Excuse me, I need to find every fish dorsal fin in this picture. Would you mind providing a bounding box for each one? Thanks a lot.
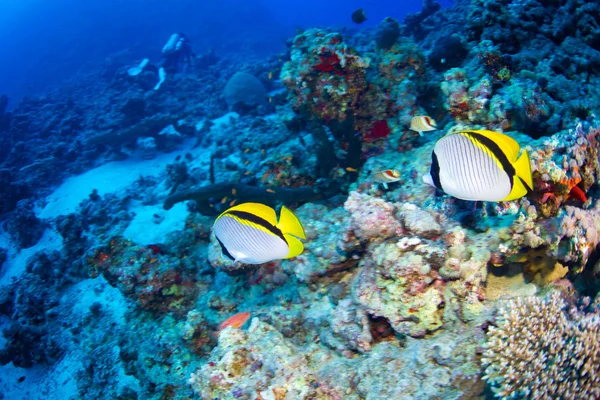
[277,205,306,239]
[283,233,304,259]
[468,130,520,161]
[225,202,278,226]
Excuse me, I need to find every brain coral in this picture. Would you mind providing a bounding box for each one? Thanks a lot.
[223,72,268,110]
[482,293,600,399]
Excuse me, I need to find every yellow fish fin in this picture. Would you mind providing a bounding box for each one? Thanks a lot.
[277,205,306,239]
[502,175,530,201]
[513,149,533,192]
[469,130,520,160]
[283,233,304,259]
[226,202,278,226]
[502,150,533,201]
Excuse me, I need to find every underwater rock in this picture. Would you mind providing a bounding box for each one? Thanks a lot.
[119,96,146,121]
[5,199,45,249]
[398,203,442,239]
[0,169,32,214]
[375,17,400,50]
[344,191,403,242]
[352,239,445,338]
[224,72,268,113]
[0,274,63,368]
[402,0,441,41]
[428,35,468,71]
[288,204,362,282]
[0,247,6,273]
[189,319,350,399]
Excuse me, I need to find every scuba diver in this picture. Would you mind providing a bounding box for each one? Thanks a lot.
[161,33,194,74]
[128,33,195,90]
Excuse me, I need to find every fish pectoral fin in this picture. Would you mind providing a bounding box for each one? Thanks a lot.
[418,131,424,137]
[277,205,306,239]
[513,150,533,192]
[284,234,304,259]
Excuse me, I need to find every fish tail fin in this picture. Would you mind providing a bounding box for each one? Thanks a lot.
[277,206,306,239]
[514,149,533,192]
[503,150,533,201]
[283,234,304,259]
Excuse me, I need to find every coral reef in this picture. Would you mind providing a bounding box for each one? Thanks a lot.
[3,199,45,249]
[87,237,201,315]
[0,274,63,368]
[483,293,600,399]
[1,0,600,398]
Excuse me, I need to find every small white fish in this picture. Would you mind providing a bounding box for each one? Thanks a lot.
[410,116,437,137]
[372,169,401,190]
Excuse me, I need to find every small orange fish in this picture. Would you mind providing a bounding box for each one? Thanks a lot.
[229,199,237,207]
[346,167,358,172]
[269,97,272,103]
[219,312,251,332]
[266,188,276,193]
[244,148,250,153]
[245,160,249,165]
[245,171,252,176]
[232,188,237,195]
[268,71,273,79]
[221,196,228,204]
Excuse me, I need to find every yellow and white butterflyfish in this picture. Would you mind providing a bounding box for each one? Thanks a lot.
[212,202,306,264]
[410,116,437,136]
[422,130,533,202]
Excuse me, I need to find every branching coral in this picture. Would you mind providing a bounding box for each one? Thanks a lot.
[483,293,600,399]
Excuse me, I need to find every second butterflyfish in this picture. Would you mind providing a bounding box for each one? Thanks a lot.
[212,202,306,264]
[410,116,437,136]
[423,130,533,202]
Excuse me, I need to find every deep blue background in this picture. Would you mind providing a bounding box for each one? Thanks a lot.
[0,0,451,107]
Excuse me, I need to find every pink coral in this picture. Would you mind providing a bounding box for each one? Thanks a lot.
[344,191,403,241]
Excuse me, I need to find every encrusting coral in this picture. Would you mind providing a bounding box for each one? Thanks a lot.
[482,293,600,399]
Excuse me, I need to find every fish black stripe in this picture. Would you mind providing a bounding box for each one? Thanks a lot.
[518,175,533,193]
[226,210,286,243]
[431,151,442,190]
[216,237,235,261]
[463,131,514,188]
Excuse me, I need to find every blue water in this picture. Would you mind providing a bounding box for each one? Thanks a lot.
[0,0,450,105]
